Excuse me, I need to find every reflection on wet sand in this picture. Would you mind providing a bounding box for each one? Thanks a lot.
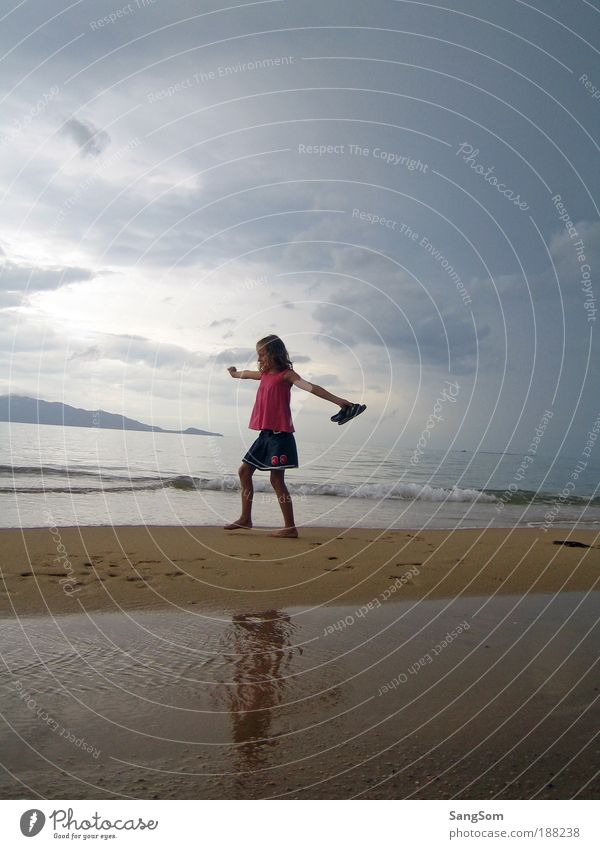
[0,593,598,798]
[222,611,298,776]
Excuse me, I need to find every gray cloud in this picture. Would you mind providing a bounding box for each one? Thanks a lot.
[61,117,110,158]
[1,0,599,451]
[314,292,484,373]
[209,318,235,327]
[88,333,207,371]
[212,347,256,364]
[0,255,98,308]
[67,345,103,363]
[0,258,96,293]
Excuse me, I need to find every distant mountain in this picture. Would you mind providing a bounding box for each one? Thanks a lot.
[0,395,222,437]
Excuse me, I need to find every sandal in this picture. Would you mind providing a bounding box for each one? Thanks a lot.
[332,403,367,425]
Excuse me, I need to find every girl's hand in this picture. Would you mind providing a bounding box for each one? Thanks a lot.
[227,366,238,378]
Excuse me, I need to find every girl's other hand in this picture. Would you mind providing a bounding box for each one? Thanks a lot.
[227,366,238,377]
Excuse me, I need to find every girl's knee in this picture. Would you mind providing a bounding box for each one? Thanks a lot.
[271,477,291,501]
[270,470,284,489]
[239,463,254,480]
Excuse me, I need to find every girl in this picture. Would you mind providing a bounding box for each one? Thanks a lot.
[225,334,365,537]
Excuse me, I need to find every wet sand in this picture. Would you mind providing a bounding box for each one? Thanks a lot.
[0,525,599,800]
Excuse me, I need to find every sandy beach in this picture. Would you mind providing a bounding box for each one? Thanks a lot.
[1,525,599,616]
[1,525,599,800]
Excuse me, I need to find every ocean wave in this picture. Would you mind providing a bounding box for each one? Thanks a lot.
[169,475,495,503]
[0,484,167,495]
[0,464,161,483]
[4,466,600,506]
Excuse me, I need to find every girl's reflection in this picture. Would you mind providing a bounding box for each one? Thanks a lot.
[225,610,298,771]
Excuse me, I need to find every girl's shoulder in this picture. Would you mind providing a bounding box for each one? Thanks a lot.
[265,367,292,382]
[280,367,298,383]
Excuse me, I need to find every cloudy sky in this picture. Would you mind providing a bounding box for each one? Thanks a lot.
[1,0,599,456]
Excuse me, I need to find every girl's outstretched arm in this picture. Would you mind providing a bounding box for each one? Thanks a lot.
[228,366,261,380]
[285,370,352,407]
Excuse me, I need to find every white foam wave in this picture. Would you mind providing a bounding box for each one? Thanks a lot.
[181,476,496,503]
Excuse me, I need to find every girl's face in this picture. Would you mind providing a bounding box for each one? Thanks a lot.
[256,344,269,371]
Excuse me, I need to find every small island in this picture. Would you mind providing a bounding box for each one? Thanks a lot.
[0,395,222,437]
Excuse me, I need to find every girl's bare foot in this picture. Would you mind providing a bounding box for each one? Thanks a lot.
[224,519,252,530]
[267,527,298,538]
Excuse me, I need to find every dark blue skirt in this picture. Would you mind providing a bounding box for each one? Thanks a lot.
[242,429,298,470]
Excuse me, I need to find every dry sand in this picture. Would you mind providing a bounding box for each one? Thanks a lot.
[1,525,598,616]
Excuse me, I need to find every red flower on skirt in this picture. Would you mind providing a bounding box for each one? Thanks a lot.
[271,455,279,465]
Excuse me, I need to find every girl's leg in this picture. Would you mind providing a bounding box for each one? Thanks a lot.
[224,462,255,529]
[268,469,298,538]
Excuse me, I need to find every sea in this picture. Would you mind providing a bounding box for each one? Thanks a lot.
[1,422,599,531]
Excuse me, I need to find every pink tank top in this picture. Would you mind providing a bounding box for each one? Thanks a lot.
[249,369,294,432]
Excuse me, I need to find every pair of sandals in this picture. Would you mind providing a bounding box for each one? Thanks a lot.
[330,403,367,425]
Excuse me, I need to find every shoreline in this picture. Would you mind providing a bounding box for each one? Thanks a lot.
[2,525,598,617]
